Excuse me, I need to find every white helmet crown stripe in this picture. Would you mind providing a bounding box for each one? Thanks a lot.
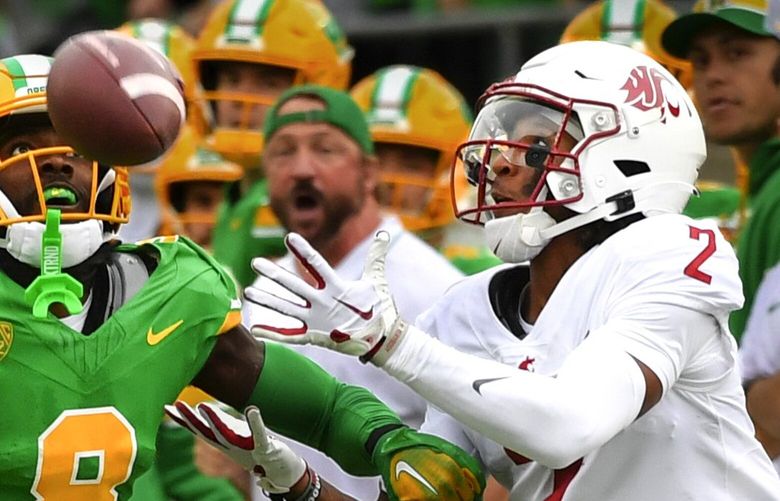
[602,0,644,46]
[226,0,271,42]
[369,66,418,125]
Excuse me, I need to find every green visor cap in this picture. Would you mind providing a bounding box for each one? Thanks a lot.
[263,84,374,155]
[662,2,770,59]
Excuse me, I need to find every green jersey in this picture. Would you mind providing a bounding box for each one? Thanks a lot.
[683,181,742,243]
[0,236,241,500]
[732,137,780,341]
[212,180,287,288]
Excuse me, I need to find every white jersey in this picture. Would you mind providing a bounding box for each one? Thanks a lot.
[739,263,780,474]
[418,214,780,500]
[243,216,463,500]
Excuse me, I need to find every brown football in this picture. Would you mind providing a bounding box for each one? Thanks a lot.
[47,30,186,166]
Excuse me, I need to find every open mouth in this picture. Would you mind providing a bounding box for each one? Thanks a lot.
[491,193,513,205]
[294,194,319,209]
[43,185,79,207]
[291,183,323,212]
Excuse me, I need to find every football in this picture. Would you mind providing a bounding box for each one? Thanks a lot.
[47,30,186,166]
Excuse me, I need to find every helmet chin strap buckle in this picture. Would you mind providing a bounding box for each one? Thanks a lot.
[24,209,84,318]
[605,190,635,215]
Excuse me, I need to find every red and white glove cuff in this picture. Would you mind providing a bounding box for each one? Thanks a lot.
[360,318,409,366]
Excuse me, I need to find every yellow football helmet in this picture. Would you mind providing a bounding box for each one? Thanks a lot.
[561,0,692,88]
[193,0,354,166]
[155,124,243,236]
[351,65,473,232]
[0,54,130,231]
[116,19,206,136]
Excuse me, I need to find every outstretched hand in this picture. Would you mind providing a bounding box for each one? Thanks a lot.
[245,231,407,364]
[164,401,307,494]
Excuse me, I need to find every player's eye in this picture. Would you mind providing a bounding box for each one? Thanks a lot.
[10,144,32,156]
[524,139,551,169]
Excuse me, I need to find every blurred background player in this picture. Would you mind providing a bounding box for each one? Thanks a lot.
[560,0,744,241]
[242,84,465,500]
[662,0,780,342]
[350,65,501,275]
[114,18,203,243]
[193,0,354,287]
[155,124,243,249]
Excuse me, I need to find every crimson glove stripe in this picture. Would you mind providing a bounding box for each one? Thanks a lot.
[198,403,255,450]
[286,234,326,289]
[174,401,221,443]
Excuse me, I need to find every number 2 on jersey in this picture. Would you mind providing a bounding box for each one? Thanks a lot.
[684,226,716,285]
[32,407,137,500]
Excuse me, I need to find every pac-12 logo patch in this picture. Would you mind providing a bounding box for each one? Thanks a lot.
[621,65,687,123]
[0,322,13,361]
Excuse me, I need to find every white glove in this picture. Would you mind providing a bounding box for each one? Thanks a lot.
[244,231,407,364]
[164,401,306,494]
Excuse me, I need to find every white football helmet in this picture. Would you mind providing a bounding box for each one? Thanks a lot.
[454,40,705,262]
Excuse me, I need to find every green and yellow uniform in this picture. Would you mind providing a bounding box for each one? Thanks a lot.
[0,236,241,499]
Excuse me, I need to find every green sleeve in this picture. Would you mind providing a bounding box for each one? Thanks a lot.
[732,173,780,341]
[155,423,245,501]
[248,342,403,476]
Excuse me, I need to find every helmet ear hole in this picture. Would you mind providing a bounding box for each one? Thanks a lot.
[613,160,651,177]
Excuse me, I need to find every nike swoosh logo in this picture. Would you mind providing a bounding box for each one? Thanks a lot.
[334,297,373,320]
[147,320,184,346]
[394,460,437,494]
[472,376,510,395]
[769,302,780,314]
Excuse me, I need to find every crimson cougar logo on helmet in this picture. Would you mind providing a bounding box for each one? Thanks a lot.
[621,65,686,123]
